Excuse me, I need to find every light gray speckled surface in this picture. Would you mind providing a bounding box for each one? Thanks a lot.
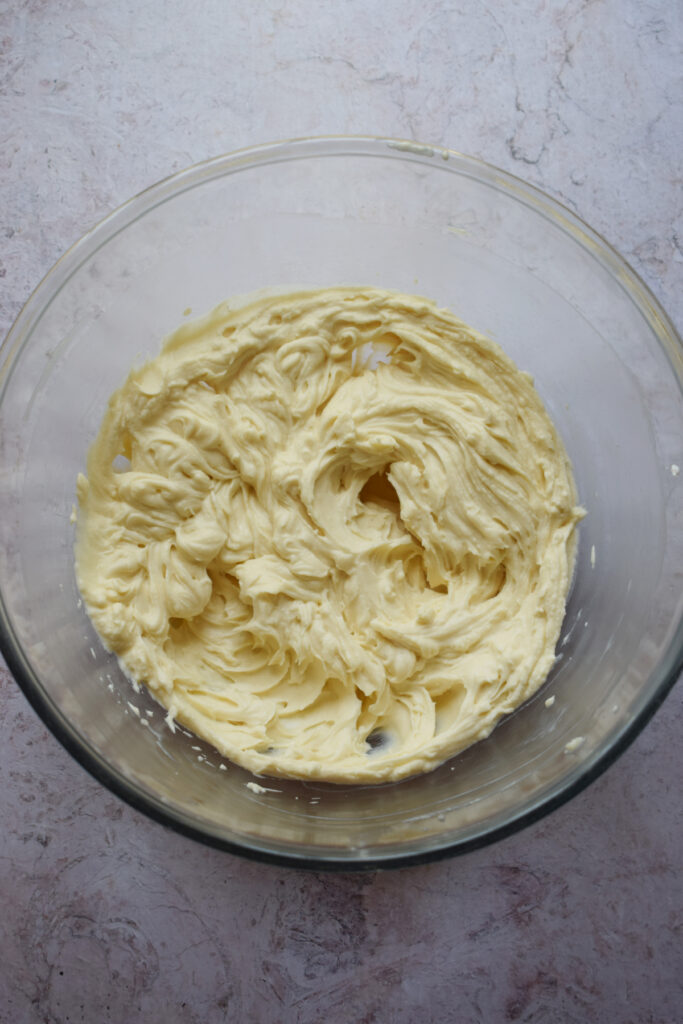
[1,2,682,1022]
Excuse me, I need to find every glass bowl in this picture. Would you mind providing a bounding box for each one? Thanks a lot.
[1,137,681,869]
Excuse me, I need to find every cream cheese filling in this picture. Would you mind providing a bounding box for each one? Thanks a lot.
[75,287,583,782]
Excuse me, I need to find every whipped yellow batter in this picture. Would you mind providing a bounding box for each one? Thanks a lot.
[76,288,583,783]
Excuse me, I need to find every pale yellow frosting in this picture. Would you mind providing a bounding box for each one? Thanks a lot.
[75,288,583,783]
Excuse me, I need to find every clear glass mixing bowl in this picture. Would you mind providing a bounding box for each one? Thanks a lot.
[1,137,681,868]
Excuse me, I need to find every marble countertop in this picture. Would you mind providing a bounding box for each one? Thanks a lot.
[1,1,681,1021]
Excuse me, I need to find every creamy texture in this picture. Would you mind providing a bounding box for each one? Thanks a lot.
[76,288,583,783]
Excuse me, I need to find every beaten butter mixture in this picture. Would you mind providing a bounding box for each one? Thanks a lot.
[76,288,583,783]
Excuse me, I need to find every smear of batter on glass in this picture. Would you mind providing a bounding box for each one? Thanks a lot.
[75,287,584,783]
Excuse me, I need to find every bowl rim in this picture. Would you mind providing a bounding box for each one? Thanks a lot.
[1,133,682,870]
